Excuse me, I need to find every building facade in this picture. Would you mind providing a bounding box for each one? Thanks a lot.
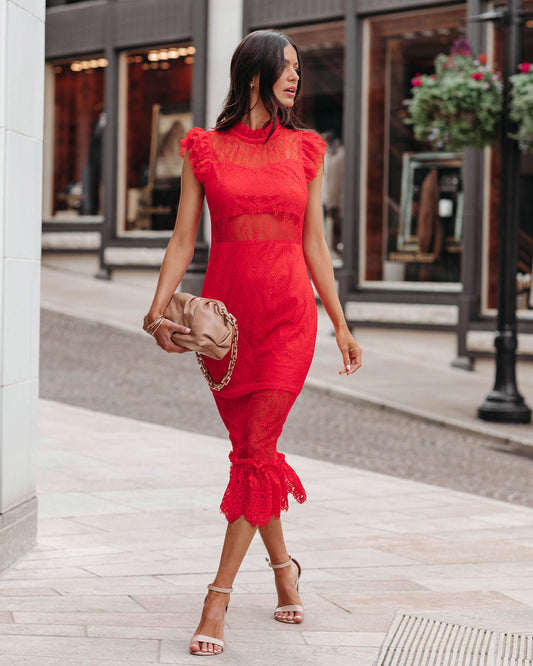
[44,0,533,362]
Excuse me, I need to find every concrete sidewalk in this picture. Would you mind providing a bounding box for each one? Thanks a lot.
[0,400,530,665]
[41,252,533,449]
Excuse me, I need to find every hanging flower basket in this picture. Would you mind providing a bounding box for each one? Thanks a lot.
[509,62,533,154]
[404,40,503,151]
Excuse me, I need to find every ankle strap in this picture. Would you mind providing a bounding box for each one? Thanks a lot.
[207,584,233,594]
[266,555,292,569]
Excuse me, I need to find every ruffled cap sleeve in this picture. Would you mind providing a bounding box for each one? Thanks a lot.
[180,127,212,183]
[301,131,327,182]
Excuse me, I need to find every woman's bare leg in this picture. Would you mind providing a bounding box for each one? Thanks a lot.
[259,517,303,623]
[190,516,257,655]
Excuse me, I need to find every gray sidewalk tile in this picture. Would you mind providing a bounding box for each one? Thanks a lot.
[12,611,196,627]
[413,576,533,593]
[0,635,159,661]
[0,567,98,581]
[302,630,384,646]
[0,595,145,612]
[0,624,85,636]
[499,588,533,606]
[86,625,192,640]
[0,587,60,597]
[326,589,528,612]
[47,576,181,597]
[37,518,107,537]
[0,655,154,666]
[38,492,139,519]
[160,639,379,665]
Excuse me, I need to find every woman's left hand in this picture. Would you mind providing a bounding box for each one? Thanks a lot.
[336,328,362,376]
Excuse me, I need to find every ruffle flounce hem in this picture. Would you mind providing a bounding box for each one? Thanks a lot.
[220,451,306,527]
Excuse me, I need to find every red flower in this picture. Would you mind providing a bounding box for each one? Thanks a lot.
[471,72,484,81]
[479,53,487,66]
[411,78,423,87]
[519,62,531,73]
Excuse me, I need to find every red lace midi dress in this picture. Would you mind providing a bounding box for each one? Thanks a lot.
[180,121,326,527]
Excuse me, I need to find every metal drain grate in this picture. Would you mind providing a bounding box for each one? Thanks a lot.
[376,615,533,666]
[376,615,494,666]
[496,632,533,665]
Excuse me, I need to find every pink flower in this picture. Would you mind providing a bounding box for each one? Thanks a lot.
[412,78,423,87]
[519,62,531,73]
[471,72,484,81]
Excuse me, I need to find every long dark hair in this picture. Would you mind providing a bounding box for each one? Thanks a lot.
[215,30,306,138]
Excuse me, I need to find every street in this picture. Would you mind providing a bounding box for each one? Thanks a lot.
[41,308,533,509]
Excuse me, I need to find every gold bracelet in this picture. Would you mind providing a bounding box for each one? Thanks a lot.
[147,316,164,334]
[149,317,165,336]
[145,313,163,330]
[145,314,164,334]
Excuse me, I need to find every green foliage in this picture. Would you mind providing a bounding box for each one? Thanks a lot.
[509,68,533,154]
[405,52,503,152]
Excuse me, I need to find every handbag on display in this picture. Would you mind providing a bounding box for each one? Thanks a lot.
[163,293,238,391]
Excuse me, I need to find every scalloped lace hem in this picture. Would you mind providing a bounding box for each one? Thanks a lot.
[220,451,307,527]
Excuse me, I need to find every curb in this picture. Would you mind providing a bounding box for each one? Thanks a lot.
[304,377,533,454]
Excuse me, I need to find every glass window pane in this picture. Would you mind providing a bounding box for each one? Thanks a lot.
[120,44,194,234]
[46,56,106,220]
[364,7,465,284]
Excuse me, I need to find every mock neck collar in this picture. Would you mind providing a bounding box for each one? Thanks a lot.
[231,120,282,143]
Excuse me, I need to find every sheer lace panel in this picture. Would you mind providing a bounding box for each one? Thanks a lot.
[214,390,306,527]
[211,131,301,168]
[213,213,302,243]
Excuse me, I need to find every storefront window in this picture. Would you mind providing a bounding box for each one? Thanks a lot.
[284,22,344,262]
[363,7,465,284]
[44,56,106,221]
[119,44,194,234]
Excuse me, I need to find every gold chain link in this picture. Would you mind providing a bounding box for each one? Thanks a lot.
[196,310,239,391]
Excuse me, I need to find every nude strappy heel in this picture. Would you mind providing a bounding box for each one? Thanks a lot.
[266,555,304,624]
[189,584,232,656]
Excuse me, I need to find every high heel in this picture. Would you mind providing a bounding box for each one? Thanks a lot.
[189,584,232,656]
[266,555,304,624]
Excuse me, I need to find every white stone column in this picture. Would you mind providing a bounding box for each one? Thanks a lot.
[0,0,45,571]
[206,0,243,128]
[200,0,243,246]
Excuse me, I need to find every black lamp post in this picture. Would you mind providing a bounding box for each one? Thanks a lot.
[477,0,531,423]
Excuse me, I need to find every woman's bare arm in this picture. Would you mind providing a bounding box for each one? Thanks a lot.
[302,166,362,375]
[143,155,204,353]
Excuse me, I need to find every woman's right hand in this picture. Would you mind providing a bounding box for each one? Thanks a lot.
[147,317,192,354]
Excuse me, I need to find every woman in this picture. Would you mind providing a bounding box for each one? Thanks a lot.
[143,30,362,656]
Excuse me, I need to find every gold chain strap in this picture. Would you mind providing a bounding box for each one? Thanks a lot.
[195,311,239,391]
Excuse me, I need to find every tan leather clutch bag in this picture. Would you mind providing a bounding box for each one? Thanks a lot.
[164,293,238,391]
